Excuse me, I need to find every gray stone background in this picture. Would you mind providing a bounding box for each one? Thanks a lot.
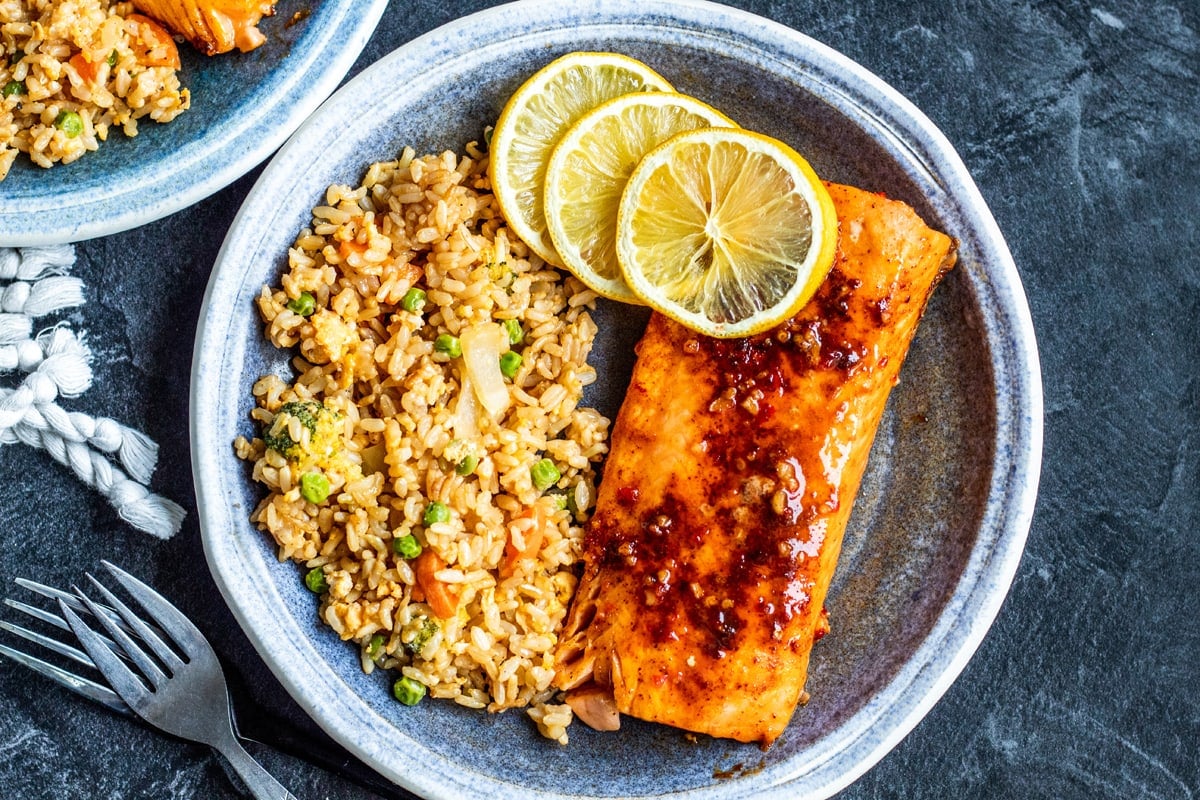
[2,0,1198,798]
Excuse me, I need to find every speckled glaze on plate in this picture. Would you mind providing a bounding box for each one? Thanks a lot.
[0,1,387,246]
[191,1,1043,797]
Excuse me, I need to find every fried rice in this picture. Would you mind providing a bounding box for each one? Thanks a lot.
[235,142,609,743]
[0,0,189,180]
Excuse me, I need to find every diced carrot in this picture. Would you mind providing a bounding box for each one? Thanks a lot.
[127,14,180,69]
[68,53,102,85]
[397,261,423,289]
[500,504,548,579]
[338,237,369,262]
[415,550,459,619]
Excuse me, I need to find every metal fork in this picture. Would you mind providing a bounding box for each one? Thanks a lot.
[0,580,132,716]
[1,576,417,800]
[22,561,297,800]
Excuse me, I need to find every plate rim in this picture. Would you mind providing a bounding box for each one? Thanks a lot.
[191,1,1043,798]
[0,0,389,246]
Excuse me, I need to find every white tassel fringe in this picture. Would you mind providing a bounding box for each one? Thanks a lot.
[0,246,184,539]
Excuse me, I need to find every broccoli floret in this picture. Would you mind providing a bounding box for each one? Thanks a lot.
[281,400,321,431]
[263,400,323,458]
[485,260,513,288]
[402,615,439,657]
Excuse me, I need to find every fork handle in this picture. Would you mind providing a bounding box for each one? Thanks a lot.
[216,735,299,800]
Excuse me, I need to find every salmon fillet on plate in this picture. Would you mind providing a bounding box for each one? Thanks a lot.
[553,182,957,745]
[131,0,276,54]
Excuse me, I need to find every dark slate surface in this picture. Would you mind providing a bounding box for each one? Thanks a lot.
[2,1,1198,798]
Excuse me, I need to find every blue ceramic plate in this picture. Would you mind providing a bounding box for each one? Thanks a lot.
[0,1,387,246]
[192,2,1043,798]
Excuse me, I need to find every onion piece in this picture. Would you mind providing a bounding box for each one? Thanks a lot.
[450,371,480,439]
[565,685,621,731]
[359,443,387,475]
[460,322,511,420]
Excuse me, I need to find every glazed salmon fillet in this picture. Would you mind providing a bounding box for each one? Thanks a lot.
[552,182,957,745]
[131,0,276,54]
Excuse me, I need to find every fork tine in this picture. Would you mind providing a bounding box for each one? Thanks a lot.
[101,561,207,659]
[16,578,143,638]
[57,601,151,709]
[0,640,130,716]
[6,597,137,665]
[6,597,71,634]
[69,588,168,691]
[84,573,184,675]
[0,618,99,671]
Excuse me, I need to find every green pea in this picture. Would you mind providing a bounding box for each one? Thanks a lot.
[502,318,523,345]
[304,567,327,594]
[286,291,316,316]
[423,501,450,526]
[454,454,478,476]
[54,110,83,138]
[531,458,561,492]
[300,471,331,504]
[3,80,26,97]
[392,533,423,559]
[401,287,427,314]
[366,633,385,661]
[392,676,426,706]
[433,334,461,358]
[499,350,522,380]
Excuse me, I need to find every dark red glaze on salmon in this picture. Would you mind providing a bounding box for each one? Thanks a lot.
[553,183,956,745]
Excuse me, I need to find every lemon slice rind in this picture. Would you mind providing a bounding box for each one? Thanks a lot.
[615,128,838,338]
[544,91,737,303]
[489,52,674,267]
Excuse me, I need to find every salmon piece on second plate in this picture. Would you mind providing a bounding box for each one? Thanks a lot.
[131,0,276,55]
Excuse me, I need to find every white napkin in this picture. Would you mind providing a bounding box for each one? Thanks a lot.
[0,246,185,539]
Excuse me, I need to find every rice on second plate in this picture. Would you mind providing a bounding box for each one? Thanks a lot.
[235,142,610,743]
[0,0,189,180]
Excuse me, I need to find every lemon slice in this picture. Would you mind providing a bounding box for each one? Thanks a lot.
[544,92,736,303]
[489,52,673,266]
[615,128,837,338]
